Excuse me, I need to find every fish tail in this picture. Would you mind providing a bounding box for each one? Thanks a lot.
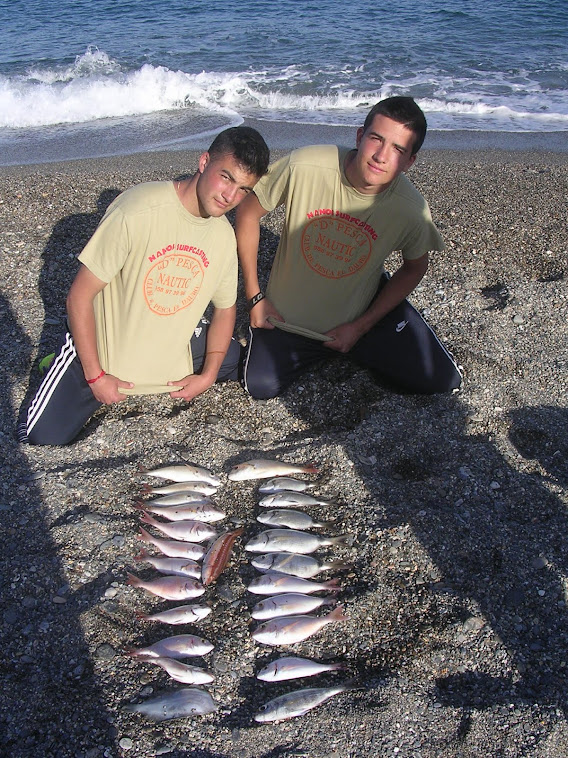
[135,611,149,621]
[139,512,156,526]
[140,483,152,493]
[134,550,150,562]
[328,661,348,672]
[329,534,354,547]
[303,463,319,474]
[126,572,143,588]
[321,595,337,607]
[132,500,145,511]
[137,527,152,543]
[327,560,351,572]
[328,604,348,622]
[324,578,342,592]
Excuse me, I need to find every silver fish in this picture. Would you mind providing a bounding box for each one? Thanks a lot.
[140,513,217,542]
[137,604,211,625]
[143,481,218,496]
[251,593,336,619]
[228,459,318,482]
[257,655,347,682]
[258,477,314,493]
[248,571,340,595]
[147,464,221,486]
[256,509,332,530]
[134,551,201,578]
[127,572,204,600]
[245,529,349,555]
[251,553,349,578]
[137,527,206,560]
[139,492,213,506]
[134,501,225,523]
[125,687,218,721]
[126,633,214,659]
[259,491,334,508]
[252,605,347,646]
[145,657,215,685]
[254,682,355,722]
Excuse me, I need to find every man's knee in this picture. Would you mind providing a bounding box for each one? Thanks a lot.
[243,367,281,399]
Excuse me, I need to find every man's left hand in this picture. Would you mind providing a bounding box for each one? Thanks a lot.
[168,374,214,401]
[324,322,364,353]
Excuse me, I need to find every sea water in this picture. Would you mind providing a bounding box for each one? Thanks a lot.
[0,0,567,164]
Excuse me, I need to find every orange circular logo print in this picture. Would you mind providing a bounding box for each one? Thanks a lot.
[144,254,204,316]
[301,217,372,279]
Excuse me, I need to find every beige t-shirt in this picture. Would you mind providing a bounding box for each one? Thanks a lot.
[78,181,237,394]
[254,145,444,334]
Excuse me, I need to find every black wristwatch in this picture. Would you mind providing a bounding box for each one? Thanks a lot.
[247,291,265,311]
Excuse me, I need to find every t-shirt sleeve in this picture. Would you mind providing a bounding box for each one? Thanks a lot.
[400,203,445,260]
[252,153,292,212]
[78,203,131,282]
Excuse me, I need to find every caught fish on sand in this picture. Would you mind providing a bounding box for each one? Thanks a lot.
[142,481,218,496]
[258,477,314,493]
[125,687,218,721]
[228,459,318,482]
[201,528,244,586]
[139,513,217,542]
[251,592,336,619]
[252,605,347,646]
[251,553,349,578]
[146,464,220,486]
[247,571,341,595]
[127,572,205,600]
[134,501,225,523]
[137,527,206,560]
[134,551,201,578]
[256,655,347,682]
[126,633,214,659]
[245,529,350,555]
[143,657,215,685]
[257,509,332,530]
[254,681,356,722]
[259,491,336,508]
[137,604,211,625]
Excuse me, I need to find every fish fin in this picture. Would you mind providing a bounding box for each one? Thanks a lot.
[126,572,142,587]
[330,534,354,547]
[137,527,152,543]
[323,578,341,592]
[328,604,348,622]
[326,560,352,572]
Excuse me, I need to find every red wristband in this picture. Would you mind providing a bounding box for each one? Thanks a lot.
[86,369,106,385]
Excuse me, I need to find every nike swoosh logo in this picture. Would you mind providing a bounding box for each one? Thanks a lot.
[396,320,409,333]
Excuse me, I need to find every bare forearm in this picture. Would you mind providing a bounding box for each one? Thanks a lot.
[199,305,236,380]
[66,287,103,381]
[235,195,264,299]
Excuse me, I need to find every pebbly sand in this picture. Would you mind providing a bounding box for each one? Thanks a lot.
[1,145,567,758]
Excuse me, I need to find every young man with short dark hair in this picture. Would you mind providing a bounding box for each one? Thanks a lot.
[236,97,461,399]
[21,125,269,444]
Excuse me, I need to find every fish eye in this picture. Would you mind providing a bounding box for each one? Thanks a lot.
[258,704,268,712]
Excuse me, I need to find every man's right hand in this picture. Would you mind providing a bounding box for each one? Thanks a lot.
[89,374,134,404]
[249,297,285,329]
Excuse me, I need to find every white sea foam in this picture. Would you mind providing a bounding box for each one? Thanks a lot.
[1,48,567,132]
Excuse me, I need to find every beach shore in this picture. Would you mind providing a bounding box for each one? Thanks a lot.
[1,146,567,757]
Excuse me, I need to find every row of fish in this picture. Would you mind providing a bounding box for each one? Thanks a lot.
[240,468,357,723]
[124,459,358,723]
